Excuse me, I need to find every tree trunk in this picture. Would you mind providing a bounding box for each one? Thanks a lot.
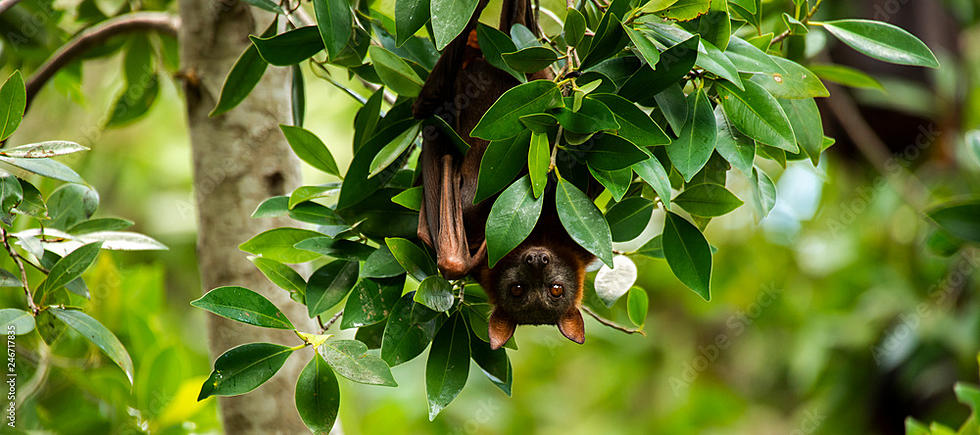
[177,1,313,433]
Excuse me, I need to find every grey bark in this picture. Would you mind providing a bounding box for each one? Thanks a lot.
[178,1,314,433]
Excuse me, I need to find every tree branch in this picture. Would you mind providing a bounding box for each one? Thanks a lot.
[0,0,22,16]
[582,305,646,336]
[0,228,37,315]
[25,11,180,110]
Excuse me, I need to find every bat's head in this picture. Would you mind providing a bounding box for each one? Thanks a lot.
[481,244,588,349]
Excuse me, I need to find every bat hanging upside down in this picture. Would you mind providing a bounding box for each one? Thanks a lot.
[412,0,596,350]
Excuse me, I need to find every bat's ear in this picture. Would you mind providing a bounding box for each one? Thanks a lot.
[557,308,585,344]
[488,309,516,350]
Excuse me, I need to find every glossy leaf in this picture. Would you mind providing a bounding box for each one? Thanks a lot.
[589,165,632,202]
[249,257,306,296]
[369,121,420,178]
[556,178,614,266]
[396,0,431,45]
[927,201,980,242]
[471,80,563,141]
[633,153,672,209]
[415,276,455,312]
[808,63,884,91]
[426,313,470,420]
[341,276,405,328]
[370,46,424,97]
[320,339,397,386]
[623,25,660,67]
[362,246,406,279]
[528,131,550,198]
[502,47,557,73]
[280,125,340,176]
[618,36,699,102]
[430,0,479,50]
[778,97,823,165]
[50,308,134,384]
[667,87,716,182]
[199,343,293,399]
[239,228,324,263]
[0,71,26,141]
[821,19,939,68]
[673,183,743,217]
[564,8,586,47]
[606,197,655,242]
[0,309,34,335]
[381,292,441,366]
[725,36,782,74]
[0,141,88,158]
[750,56,829,99]
[713,105,755,176]
[40,242,101,294]
[486,176,544,267]
[716,80,798,153]
[554,98,620,134]
[251,26,324,66]
[313,0,352,60]
[191,286,295,329]
[295,354,340,434]
[306,260,360,317]
[662,211,711,300]
[211,20,276,116]
[749,167,777,219]
[627,287,649,326]
[476,23,525,83]
[588,93,669,146]
[585,134,648,171]
[474,130,531,203]
[385,237,438,281]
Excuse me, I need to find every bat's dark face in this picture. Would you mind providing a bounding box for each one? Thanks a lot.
[491,245,580,325]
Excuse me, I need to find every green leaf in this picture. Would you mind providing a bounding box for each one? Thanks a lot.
[641,23,742,89]
[713,105,755,176]
[50,308,134,384]
[589,165,632,202]
[584,134,648,171]
[40,242,101,295]
[191,286,295,329]
[249,257,306,296]
[199,343,294,399]
[778,97,823,165]
[341,276,405,328]
[606,197,655,242]
[415,275,455,312]
[486,175,544,267]
[313,0,351,60]
[106,36,159,127]
[667,87,717,182]
[476,23,525,83]
[392,186,423,211]
[502,47,558,73]
[588,93,669,146]
[338,119,418,209]
[381,292,441,366]
[320,339,397,386]
[307,260,360,317]
[362,246,406,279]
[468,324,512,395]
[554,98,620,134]
[725,36,782,74]
[623,25,660,67]
[927,201,980,242]
[820,19,939,68]
[564,8,586,47]
[474,130,531,203]
[808,63,884,91]
[749,167,776,219]
[239,228,324,263]
[295,354,340,434]
[697,0,730,50]
[632,153,672,209]
[0,71,26,141]
[280,125,340,176]
[673,183,743,217]
[556,177,614,266]
[14,179,44,217]
[289,184,334,209]
[528,131,550,198]
[626,287,648,326]
[430,0,479,50]
[716,80,798,153]
[385,237,438,281]
[660,0,710,21]
[0,309,34,335]
[370,46,424,97]
[250,26,324,66]
[750,56,829,99]
[619,36,699,103]
[662,211,711,300]
[0,141,89,158]
[353,88,384,152]
[580,11,627,69]
[368,121,420,178]
[426,312,470,420]
[0,173,21,224]
[211,19,276,116]
[46,184,97,230]
[396,0,431,45]
[471,80,563,141]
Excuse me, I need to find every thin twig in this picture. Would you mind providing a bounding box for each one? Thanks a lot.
[25,12,180,111]
[771,0,823,45]
[0,0,22,16]
[581,305,646,335]
[321,309,344,333]
[1,228,38,315]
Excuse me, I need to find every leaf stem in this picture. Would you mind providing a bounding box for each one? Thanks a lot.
[0,228,38,315]
[771,0,824,44]
[581,305,646,335]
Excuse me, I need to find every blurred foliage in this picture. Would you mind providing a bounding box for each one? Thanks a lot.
[0,0,979,434]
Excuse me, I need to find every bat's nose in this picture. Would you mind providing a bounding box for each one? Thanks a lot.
[523,249,550,268]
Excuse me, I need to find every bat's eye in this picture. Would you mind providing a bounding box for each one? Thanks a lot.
[549,283,564,298]
[510,283,524,296]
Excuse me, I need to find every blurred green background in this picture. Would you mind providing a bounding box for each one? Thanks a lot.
[2,0,980,434]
